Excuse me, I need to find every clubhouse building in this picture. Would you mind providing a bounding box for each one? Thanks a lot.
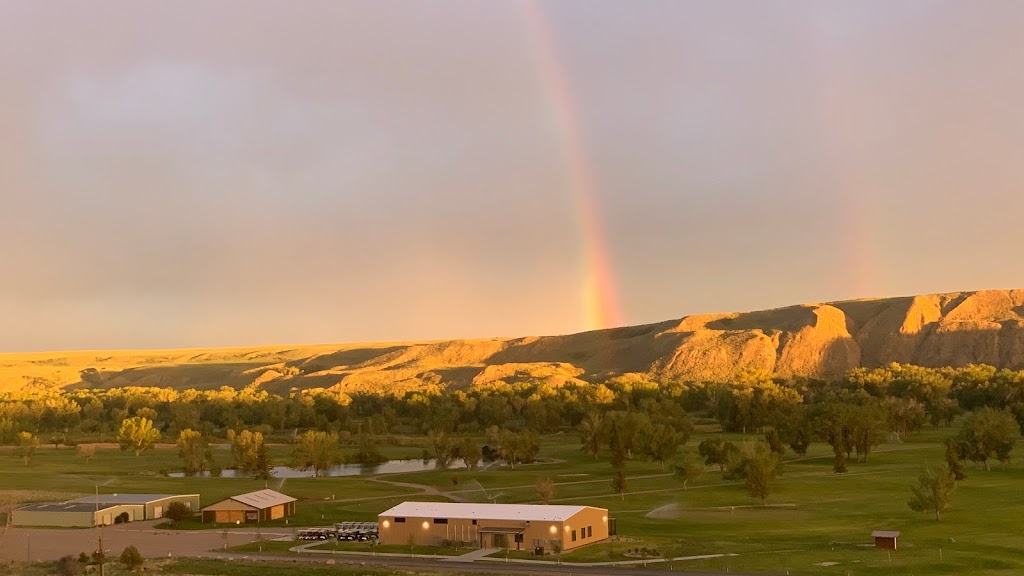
[377,501,608,552]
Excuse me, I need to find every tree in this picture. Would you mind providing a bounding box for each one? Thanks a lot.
[228,429,271,477]
[536,477,555,504]
[638,423,683,469]
[430,430,453,468]
[292,431,340,476]
[119,545,144,570]
[176,429,209,476]
[610,468,627,499]
[117,417,160,457]
[764,428,785,456]
[17,431,38,465]
[77,444,96,461]
[164,501,193,525]
[354,428,387,465]
[955,408,1020,471]
[672,451,705,489]
[578,411,604,459]
[944,438,967,481]
[908,466,957,521]
[454,437,481,470]
[698,437,738,472]
[743,445,782,506]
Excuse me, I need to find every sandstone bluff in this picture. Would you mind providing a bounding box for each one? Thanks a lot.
[5,289,1024,394]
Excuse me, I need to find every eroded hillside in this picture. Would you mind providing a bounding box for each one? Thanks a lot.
[4,289,1024,394]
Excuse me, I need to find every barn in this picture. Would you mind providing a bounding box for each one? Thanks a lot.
[378,502,608,552]
[201,489,296,523]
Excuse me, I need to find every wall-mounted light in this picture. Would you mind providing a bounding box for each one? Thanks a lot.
[549,525,557,535]
[382,520,390,528]
[422,521,429,529]
[602,516,608,522]
[564,525,570,531]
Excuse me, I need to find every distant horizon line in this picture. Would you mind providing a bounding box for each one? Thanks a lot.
[2,286,1009,356]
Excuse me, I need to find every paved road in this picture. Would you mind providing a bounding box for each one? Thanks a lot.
[0,520,287,563]
[209,550,749,576]
[1,521,754,575]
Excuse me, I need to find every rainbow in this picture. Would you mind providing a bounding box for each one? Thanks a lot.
[519,1,623,331]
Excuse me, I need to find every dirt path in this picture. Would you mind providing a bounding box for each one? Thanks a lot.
[367,477,466,502]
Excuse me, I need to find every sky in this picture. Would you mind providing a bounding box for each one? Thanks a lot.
[2,0,1023,352]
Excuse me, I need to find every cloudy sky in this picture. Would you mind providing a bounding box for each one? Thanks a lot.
[2,0,1023,352]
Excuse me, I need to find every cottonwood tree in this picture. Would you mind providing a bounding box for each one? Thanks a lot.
[292,431,340,477]
[698,437,739,472]
[176,429,212,476]
[17,431,38,465]
[908,466,957,520]
[164,501,193,525]
[227,429,270,477]
[454,437,481,470]
[954,407,1019,471]
[117,417,160,456]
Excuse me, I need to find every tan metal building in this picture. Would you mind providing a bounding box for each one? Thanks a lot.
[13,494,199,527]
[201,489,296,523]
[378,502,608,552]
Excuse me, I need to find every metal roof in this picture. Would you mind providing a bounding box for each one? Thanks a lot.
[872,531,901,538]
[18,502,116,513]
[379,502,598,522]
[230,489,296,509]
[69,494,197,505]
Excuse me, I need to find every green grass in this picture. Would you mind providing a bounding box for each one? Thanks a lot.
[3,428,1024,575]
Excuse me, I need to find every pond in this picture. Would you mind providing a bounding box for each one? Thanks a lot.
[168,458,497,478]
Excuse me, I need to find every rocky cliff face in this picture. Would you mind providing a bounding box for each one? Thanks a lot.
[4,290,1024,393]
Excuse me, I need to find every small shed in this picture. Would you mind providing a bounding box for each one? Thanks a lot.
[872,530,900,550]
[201,489,296,523]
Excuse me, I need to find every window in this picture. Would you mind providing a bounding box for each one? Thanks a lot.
[394,517,406,523]
[587,526,593,538]
[472,519,477,525]
[434,518,448,524]
[571,530,577,542]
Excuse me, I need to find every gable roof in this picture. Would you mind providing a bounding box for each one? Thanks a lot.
[379,502,598,522]
[230,489,296,509]
[872,531,901,538]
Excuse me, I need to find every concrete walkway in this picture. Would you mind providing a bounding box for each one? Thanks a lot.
[442,547,499,562]
[478,552,739,567]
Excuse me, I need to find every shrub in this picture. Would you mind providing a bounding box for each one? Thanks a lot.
[56,555,80,576]
[119,545,143,570]
[164,501,193,524]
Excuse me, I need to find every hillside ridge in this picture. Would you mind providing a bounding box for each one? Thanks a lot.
[4,289,1024,394]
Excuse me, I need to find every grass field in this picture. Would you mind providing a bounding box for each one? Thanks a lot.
[2,426,1023,575]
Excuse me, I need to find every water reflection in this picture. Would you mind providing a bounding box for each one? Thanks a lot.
[168,458,489,478]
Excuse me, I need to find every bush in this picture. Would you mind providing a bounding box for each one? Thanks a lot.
[119,545,143,570]
[164,501,193,524]
[56,555,80,576]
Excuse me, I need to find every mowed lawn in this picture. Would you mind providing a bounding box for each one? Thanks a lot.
[3,426,1023,575]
